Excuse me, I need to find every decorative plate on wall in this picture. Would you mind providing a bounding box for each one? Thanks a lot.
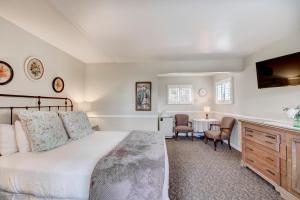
[198,88,207,97]
[0,61,14,85]
[52,77,64,93]
[24,57,44,80]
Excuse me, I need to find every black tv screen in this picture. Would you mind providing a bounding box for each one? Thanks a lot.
[256,52,300,89]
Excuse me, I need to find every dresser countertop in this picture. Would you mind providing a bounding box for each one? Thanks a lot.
[239,119,300,133]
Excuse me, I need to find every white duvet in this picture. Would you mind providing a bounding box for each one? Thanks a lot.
[0,131,169,200]
[0,131,130,200]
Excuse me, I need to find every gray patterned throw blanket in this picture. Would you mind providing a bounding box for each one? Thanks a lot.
[89,130,165,200]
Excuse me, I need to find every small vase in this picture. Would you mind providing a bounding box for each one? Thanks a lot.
[294,114,300,128]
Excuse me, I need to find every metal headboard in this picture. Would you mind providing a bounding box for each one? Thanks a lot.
[0,94,73,124]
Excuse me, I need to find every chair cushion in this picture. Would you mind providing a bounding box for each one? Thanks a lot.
[175,114,189,126]
[205,130,229,140]
[175,126,193,132]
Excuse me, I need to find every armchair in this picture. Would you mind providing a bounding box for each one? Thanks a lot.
[174,114,194,140]
[204,117,235,151]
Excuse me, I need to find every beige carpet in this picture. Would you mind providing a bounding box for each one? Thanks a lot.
[166,138,283,200]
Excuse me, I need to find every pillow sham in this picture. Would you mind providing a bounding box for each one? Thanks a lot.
[17,111,68,152]
[14,120,31,152]
[0,124,18,156]
[59,111,93,140]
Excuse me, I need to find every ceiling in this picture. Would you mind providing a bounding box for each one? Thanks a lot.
[1,0,300,63]
[49,0,300,63]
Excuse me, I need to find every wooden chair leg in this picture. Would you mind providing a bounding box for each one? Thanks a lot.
[214,139,217,151]
[228,138,232,150]
[221,140,223,145]
[204,134,208,144]
[175,132,178,140]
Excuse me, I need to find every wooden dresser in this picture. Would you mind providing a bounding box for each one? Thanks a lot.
[241,120,300,200]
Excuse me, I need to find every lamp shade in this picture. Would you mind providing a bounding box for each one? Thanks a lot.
[203,106,211,113]
[78,101,92,112]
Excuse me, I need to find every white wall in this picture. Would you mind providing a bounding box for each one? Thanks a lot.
[86,31,300,151]
[2,6,299,152]
[85,60,242,131]
[0,17,85,123]
[213,32,300,150]
[0,0,104,63]
[85,63,159,131]
[85,31,300,137]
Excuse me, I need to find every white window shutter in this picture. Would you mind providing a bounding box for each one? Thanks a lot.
[215,78,233,104]
[168,86,179,104]
[168,85,193,105]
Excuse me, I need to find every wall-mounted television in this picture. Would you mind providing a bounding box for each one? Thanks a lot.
[256,52,300,89]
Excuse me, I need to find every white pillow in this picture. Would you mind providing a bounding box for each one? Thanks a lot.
[17,111,68,152]
[0,124,18,156]
[14,120,31,153]
[59,111,93,140]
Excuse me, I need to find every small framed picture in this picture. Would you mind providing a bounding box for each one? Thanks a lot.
[52,77,64,93]
[136,82,151,111]
[24,57,44,80]
[0,61,14,85]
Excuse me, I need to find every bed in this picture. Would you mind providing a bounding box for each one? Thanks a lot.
[0,94,169,200]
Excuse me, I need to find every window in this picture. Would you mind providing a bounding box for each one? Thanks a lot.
[215,78,233,104]
[168,85,193,104]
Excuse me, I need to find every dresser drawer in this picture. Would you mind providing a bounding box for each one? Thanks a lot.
[245,140,280,172]
[245,153,280,184]
[245,128,280,152]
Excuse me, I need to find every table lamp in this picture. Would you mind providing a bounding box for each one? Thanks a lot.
[203,106,211,119]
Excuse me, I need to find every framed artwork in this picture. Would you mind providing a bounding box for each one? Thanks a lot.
[0,61,14,85]
[52,77,64,93]
[24,57,44,80]
[135,82,151,111]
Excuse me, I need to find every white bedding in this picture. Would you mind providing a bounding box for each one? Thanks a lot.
[0,131,169,200]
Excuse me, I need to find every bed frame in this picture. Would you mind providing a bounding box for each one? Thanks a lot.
[0,94,73,124]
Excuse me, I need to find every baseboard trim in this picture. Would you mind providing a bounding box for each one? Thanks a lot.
[222,140,241,152]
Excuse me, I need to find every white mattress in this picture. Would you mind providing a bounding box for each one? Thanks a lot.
[0,131,169,200]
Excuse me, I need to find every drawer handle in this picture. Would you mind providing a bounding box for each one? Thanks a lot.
[266,169,276,176]
[264,141,274,145]
[246,147,254,152]
[247,158,255,163]
[265,135,276,140]
[247,134,254,137]
[247,130,254,133]
[266,157,274,162]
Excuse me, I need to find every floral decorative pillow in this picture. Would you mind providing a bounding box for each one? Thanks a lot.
[17,111,68,152]
[59,111,93,140]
